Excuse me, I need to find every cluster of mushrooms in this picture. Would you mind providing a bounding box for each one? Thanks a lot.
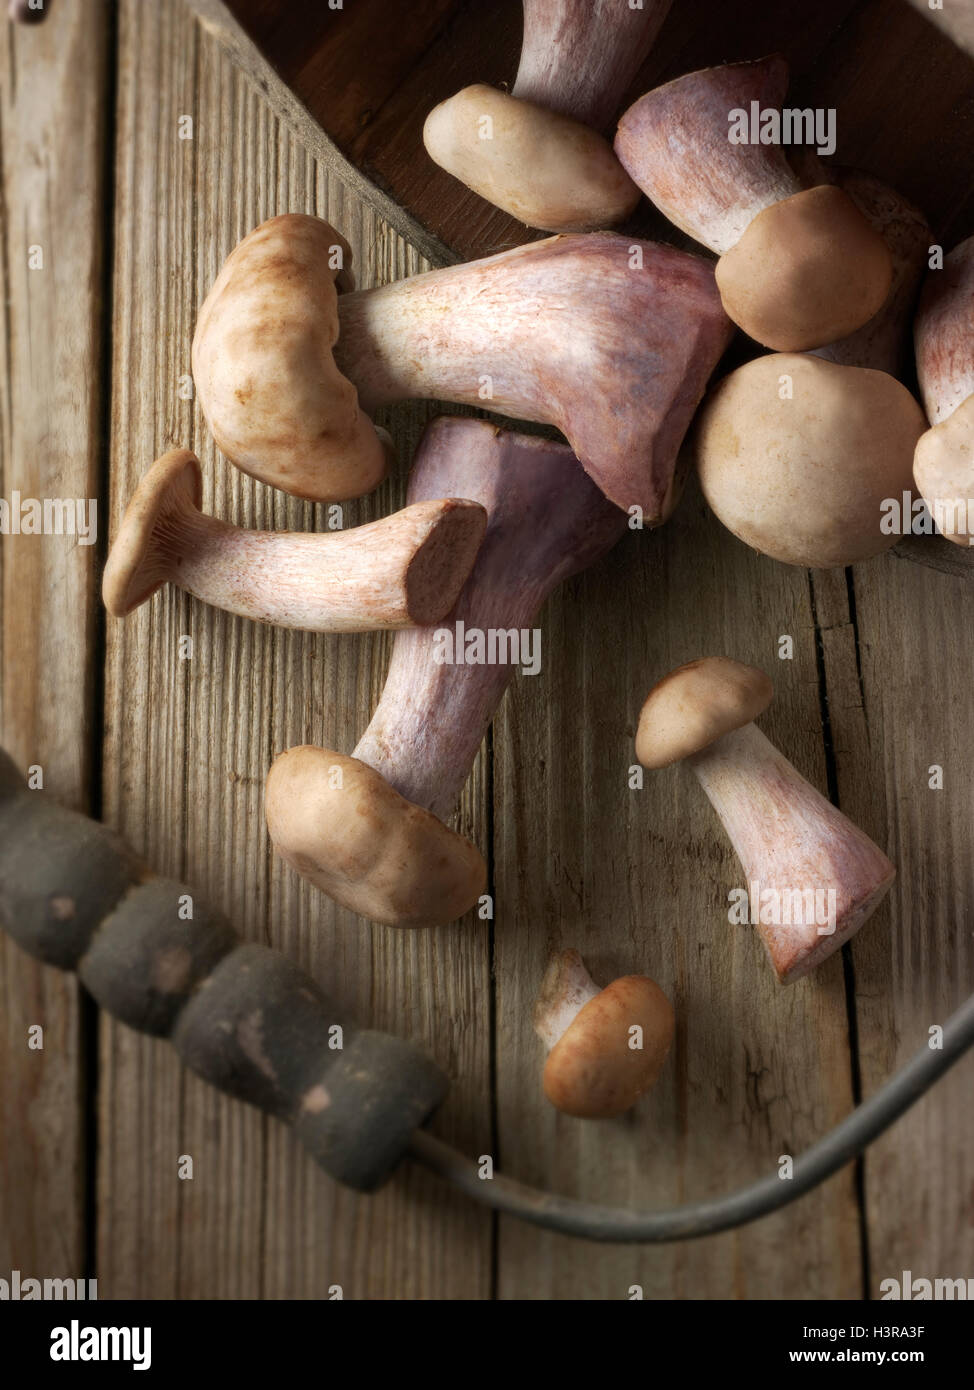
[103,2,971,1122]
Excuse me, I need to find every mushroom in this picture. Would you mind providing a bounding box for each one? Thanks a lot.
[913,235,974,546]
[191,216,390,502]
[102,448,487,633]
[265,416,627,929]
[635,658,895,983]
[423,0,671,231]
[533,949,674,1118]
[615,57,893,350]
[194,215,734,522]
[423,85,640,233]
[691,353,926,568]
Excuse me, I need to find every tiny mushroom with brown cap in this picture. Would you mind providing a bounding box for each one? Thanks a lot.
[193,214,734,523]
[423,0,672,231]
[265,416,627,930]
[102,448,487,633]
[615,57,893,350]
[635,658,895,983]
[913,235,974,546]
[533,950,674,1118]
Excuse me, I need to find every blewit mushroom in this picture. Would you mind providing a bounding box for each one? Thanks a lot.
[615,57,893,350]
[265,416,627,929]
[423,0,671,232]
[102,448,487,633]
[193,215,734,522]
[635,658,895,983]
[533,949,674,1118]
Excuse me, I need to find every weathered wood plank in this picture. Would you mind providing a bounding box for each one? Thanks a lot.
[494,482,862,1299]
[100,0,491,1299]
[831,555,974,1294]
[0,3,109,1279]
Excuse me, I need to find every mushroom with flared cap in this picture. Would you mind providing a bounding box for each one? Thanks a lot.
[423,1,670,232]
[194,215,734,522]
[533,950,674,1118]
[636,658,895,983]
[265,416,626,930]
[614,57,893,351]
[913,235,974,546]
[102,448,487,633]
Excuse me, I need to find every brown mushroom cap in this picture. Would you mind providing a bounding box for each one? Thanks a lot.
[715,185,893,351]
[423,85,640,233]
[265,747,486,929]
[543,975,674,1119]
[191,214,390,502]
[913,395,974,547]
[636,657,773,769]
[102,448,201,616]
[693,353,927,567]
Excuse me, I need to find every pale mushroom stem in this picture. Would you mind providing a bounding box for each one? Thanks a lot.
[687,722,895,982]
[352,418,626,820]
[140,498,486,632]
[532,950,600,1050]
[333,231,734,520]
[513,0,673,130]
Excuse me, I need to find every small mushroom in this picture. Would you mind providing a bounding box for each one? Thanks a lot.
[191,216,390,501]
[102,448,487,632]
[615,57,893,350]
[266,416,626,929]
[194,215,733,521]
[423,0,670,231]
[635,658,895,983]
[533,950,674,1118]
[691,353,926,567]
[913,235,974,546]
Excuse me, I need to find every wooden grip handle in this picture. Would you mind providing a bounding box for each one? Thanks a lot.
[0,750,447,1191]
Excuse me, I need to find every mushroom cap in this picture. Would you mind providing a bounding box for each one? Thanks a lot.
[191,214,389,502]
[543,975,674,1119]
[423,84,640,233]
[636,657,773,769]
[913,394,974,546]
[716,185,893,351]
[102,448,202,616]
[914,234,974,424]
[693,353,927,567]
[265,746,486,929]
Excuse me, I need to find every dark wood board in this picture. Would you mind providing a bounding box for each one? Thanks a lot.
[219,0,974,260]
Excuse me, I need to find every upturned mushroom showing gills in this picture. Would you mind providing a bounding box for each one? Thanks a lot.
[102,449,487,633]
[423,0,671,232]
[913,236,974,546]
[615,57,893,350]
[265,416,627,929]
[533,950,674,1118]
[194,215,734,522]
[691,353,926,568]
[635,658,895,983]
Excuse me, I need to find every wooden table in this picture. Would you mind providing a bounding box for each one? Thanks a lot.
[1,0,972,1300]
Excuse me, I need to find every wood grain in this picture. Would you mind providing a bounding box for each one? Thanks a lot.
[0,3,109,1279]
[99,0,491,1300]
[493,481,862,1299]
